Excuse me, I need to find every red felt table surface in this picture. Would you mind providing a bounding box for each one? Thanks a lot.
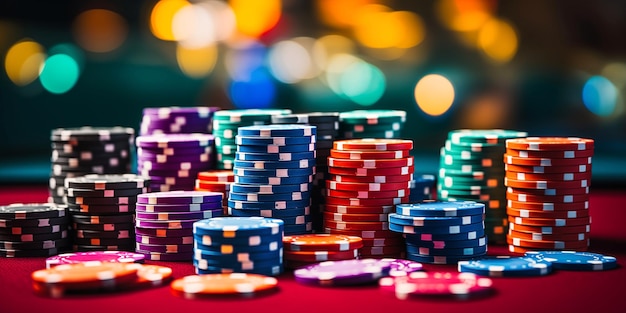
[1,185,625,313]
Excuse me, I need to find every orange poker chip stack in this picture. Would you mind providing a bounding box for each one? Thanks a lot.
[503,137,594,254]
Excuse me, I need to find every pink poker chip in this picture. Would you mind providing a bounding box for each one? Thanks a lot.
[385,259,423,277]
[379,271,493,299]
[45,250,145,268]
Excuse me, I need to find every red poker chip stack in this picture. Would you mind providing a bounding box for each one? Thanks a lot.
[503,137,594,254]
[323,139,414,259]
[195,170,235,214]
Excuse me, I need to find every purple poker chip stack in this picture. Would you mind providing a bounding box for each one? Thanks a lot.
[136,133,216,192]
[140,107,221,136]
[135,191,224,261]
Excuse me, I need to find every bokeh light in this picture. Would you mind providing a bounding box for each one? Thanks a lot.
[229,0,281,38]
[224,40,267,81]
[176,43,218,78]
[339,61,386,106]
[312,35,356,70]
[601,62,626,89]
[4,39,46,86]
[73,9,128,53]
[315,0,377,29]
[478,18,518,63]
[39,54,80,94]
[150,0,190,41]
[268,37,318,84]
[582,75,618,116]
[172,3,216,48]
[414,74,455,116]
[229,69,276,109]
[436,0,495,32]
[49,43,84,74]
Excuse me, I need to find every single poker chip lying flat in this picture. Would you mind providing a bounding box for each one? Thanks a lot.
[282,234,363,252]
[64,174,150,190]
[170,273,278,298]
[379,271,493,299]
[45,251,145,268]
[294,258,396,286]
[457,256,553,277]
[524,250,617,271]
[0,203,68,219]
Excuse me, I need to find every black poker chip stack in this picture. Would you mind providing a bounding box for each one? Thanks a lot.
[271,112,340,233]
[0,203,71,257]
[49,127,135,204]
[64,174,150,252]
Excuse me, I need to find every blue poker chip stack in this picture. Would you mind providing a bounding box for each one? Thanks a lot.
[212,109,292,170]
[140,106,220,136]
[389,201,488,264]
[135,191,224,261]
[271,112,340,233]
[228,124,316,235]
[192,217,284,276]
[136,133,215,191]
[49,127,135,204]
[409,174,436,203]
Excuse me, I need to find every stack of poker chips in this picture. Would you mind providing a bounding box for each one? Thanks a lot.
[136,133,215,191]
[0,203,71,257]
[409,174,436,203]
[228,125,316,235]
[135,191,224,261]
[437,129,527,244]
[192,217,284,276]
[49,127,134,204]
[389,201,487,264]
[503,137,594,253]
[195,170,235,214]
[65,174,150,252]
[139,106,220,136]
[282,234,362,269]
[324,139,414,259]
[338,110,406,139]
[270,112,341,232]
[212,109,292,169]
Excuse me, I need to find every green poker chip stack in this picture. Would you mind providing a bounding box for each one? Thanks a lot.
[437,129,527,244]
[338,110,406,140]
[212,109,292,169]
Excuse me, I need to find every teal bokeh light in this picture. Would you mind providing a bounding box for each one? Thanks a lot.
[582,75,617,116]
[39,54,80,94]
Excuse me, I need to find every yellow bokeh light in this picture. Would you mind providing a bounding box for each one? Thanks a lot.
[312,35,355,70]
[4,39,46,86]
[353,6,425,50]
[436,0,494,32]
[176,43,218,78]
[73,9,128,53]
[478,18,518,63]
[230,0,281,38]
[389,11,425,49]
[150,0,190,41]
[414,74,455,116]
[315,0,377,28]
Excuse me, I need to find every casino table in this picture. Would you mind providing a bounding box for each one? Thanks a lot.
[1,185,625,313]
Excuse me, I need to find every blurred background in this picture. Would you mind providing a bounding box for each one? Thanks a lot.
[0,0,624,186]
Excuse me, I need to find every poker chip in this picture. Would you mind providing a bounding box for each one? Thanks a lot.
[284,249,358,262]
[49,127,134,204]
[45,250,145,268]
[0,203,71,256]
[140,106,220,135]
[338,110,406,139]
[458,256,553,277]
[524,250,617,271]
[170,273,278,299]
[32,262,171,297]
[504,137,593,252]
[192,217,284,275]
[437,129,527,244]
[379,271,493,300]
[294,258,399,286]
[64,174,150,190]
[283,234,363,252]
